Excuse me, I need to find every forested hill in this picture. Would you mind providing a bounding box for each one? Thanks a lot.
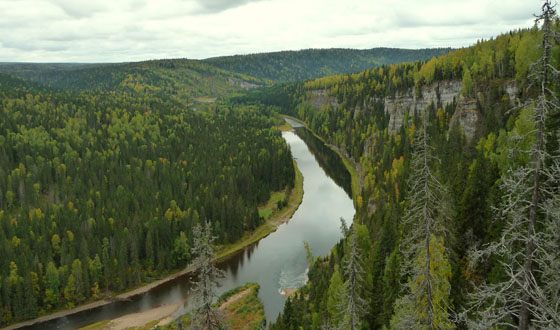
[0,59,262,104]
[0,71,296,326]
[271,21,560,330]
[0,72,47,93]
[203,47,452,82]
[0,48,450,100]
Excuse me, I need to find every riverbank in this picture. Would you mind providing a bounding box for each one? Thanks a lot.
[73,146,304,330]
[216,159,303,262]
[3,136,304,330]
[79,303,181,330]
[148,283,265,330]
[218,283,265,330]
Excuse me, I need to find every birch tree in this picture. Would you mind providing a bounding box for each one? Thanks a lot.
[390,111,454,330]
[468,2,560,328]
[189,221,225,330]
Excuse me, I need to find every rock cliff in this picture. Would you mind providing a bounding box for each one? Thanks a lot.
[385,80,462,134]
[308,89,339,109]
[306,79,520,143]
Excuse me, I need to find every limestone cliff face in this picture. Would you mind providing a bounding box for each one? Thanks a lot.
[505,81,520,107]
[306,80,479,141]
[305,79,519,143]
[449,97,480,141]
[385,80,462,134]
[303,79,520,217]
[308,89,339,109]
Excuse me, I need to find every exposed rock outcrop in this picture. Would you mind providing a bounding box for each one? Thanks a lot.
[308,89,339,109]
[449,97,480,141]
[505,81,521,106]
[385,80,462,133]
[305,79,520,145]
[227,78,261,89]
[304,81,464,135]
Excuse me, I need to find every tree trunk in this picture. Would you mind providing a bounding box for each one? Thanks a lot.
[519,6,551,328]
[423,120,434,330]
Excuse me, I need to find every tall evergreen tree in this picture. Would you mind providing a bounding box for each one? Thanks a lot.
[390,112,454,330]
[189,221,224,330]
[326,265,344,327]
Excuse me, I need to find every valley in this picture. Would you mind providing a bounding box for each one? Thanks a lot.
[1,2,559,329]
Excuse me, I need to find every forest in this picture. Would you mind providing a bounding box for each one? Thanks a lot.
[0,36,446,328]
[271,8,560,330]
[204,48,451,82]
[0,73,295,325]
[1,3,559,329]
[0,60,262,105]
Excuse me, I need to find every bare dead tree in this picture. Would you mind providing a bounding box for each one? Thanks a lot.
[189,221,225,330]
[467,2,560,329]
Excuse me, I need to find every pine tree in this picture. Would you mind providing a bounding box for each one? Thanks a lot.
[189,221,224,330]
[70,259,85,303]
[462,66,473,97]
[468,2,560,328]
[173,231,190,266]
[6,262,24,321]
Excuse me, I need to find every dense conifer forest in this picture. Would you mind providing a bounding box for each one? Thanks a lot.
[0,73,294,325]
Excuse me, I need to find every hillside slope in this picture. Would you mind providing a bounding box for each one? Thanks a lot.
[0,71,295,327]
[0,48,450,102]
[0,59,262,105]
[271,24,560,329]
[204,47,451,82]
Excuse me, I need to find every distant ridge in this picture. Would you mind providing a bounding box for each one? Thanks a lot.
[203,47,452,82]
[0,59,260,102]
[0,47,451,97]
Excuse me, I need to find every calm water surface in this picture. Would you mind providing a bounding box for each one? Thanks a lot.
[25,129,355,329]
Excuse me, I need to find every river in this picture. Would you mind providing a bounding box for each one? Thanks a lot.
[22,126,355,329]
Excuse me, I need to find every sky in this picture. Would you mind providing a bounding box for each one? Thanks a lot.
[0,0,540,63]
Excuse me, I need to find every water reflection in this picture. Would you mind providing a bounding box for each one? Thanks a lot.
[293,127,353,198]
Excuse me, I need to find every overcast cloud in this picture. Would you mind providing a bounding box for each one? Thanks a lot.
[0,0,538,62]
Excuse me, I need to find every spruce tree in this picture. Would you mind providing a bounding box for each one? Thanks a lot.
[390,112,454,330]
[189,221,224,330]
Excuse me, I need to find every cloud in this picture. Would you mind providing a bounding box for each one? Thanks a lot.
[191,0,267,14]
[2,39,69,52]
[396,14,480,28]
[484,0,538,22]
[50,0,108,18]
[391,0,535,28]
[0,0,539,62]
